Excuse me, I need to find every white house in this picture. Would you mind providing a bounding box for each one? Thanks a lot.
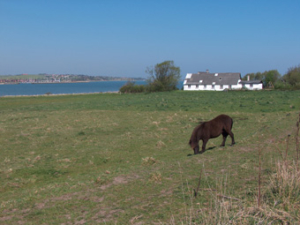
[239,79,263,90]
[183,71,263,91]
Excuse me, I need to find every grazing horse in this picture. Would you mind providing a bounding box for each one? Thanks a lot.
[189,114,235,154]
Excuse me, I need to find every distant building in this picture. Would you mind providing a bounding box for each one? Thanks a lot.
[239,80,263,90]
[183,70,263,91]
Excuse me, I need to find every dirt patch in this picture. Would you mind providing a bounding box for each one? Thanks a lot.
[0,216,14,222]
[74,219,86,225]
[100,174,138,190]
[51,193,74,201]
[0,208,30,223]
[113,176,128,185]
[100,176,127,190]
[130,214,143,224]
[160,189,173,197]
[91,196,104,203]
[35,202,46,210]
[239,147,255,152]
[91,209,124,223]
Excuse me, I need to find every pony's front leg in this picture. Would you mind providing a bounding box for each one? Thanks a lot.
[193,145,200,155]
[201,139,208,154]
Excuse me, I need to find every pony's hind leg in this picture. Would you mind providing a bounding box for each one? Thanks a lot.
[228,130,235,145]
[221,132,228,146]
[224,127,235,145]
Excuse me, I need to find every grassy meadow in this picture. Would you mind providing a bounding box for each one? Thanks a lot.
[0,90,300,224]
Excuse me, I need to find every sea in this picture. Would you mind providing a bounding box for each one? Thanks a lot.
[0,81,183,97]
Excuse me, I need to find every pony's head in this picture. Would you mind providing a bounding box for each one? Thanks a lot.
[189,139,200,154]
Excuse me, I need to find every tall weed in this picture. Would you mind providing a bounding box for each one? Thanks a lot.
[171,114,300,224]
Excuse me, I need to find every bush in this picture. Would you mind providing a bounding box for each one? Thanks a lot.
[283,65,300,87]
[145,80,165,92]
[119,81,145,93]
[145,80,179,93]
[274,81,300,90]
[274,81,293,90]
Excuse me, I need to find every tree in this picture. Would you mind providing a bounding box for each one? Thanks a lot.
[243,72,264,81]
[146,60,181,92]
[263,70,281,87]
[283,65,300,87]
[243,70,281,87]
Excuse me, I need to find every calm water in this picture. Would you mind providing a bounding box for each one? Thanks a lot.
[0,81,184,96]
[0,81,148,96]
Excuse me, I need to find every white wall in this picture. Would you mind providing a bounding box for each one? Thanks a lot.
[242,83,263,90]
[183,83,263,91]
[183,84,243,91]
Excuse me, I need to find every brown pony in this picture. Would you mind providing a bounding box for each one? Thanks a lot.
[189,114,235,154]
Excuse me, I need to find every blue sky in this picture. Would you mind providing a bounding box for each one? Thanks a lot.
[1,0,299,78]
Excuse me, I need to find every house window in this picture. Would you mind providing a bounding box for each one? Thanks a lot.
[188,85,191,89]
[204,84,206,89]
[229,85,232,89]
[196,85,199,89]
[250,84,253,88]
[220,85,223,89]
[212,85,215,89]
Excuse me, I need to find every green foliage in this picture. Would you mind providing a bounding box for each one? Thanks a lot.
[119,60,181,93]
[119,81,145,93]
[243,65,300,90]
[283,64,300,88]
[264,70,281,86]
[243,70,281,87]
[243,72,264,81]
[146,60,180,92]
[274,80,293,90]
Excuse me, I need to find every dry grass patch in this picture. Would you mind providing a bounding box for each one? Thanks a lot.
[149,171,162,183]
[142,156,157,165]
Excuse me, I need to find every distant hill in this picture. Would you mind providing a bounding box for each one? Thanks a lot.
[0,74,145,84]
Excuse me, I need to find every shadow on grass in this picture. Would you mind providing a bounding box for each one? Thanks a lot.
[187,146,217,156]
[186,143,237,156]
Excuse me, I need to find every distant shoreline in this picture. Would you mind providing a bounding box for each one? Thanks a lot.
[1,91,120,98]
[0,80,144,85]
[0,74,145,85]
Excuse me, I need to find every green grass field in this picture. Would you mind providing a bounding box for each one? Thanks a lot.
[0,90,299,224]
